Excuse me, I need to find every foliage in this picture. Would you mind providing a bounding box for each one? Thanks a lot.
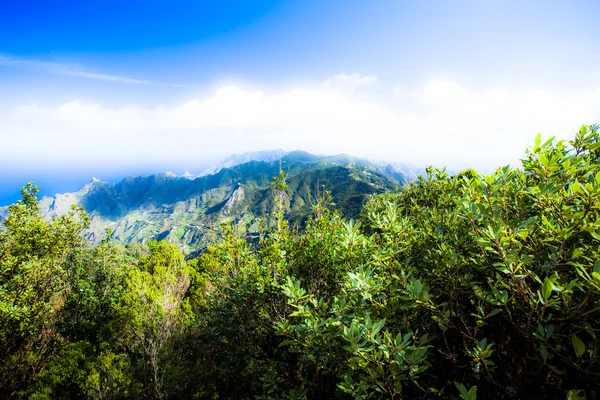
[0,183,89,395]
[117,240,195,398]
[355,124,600,397]
[1,125,599,399]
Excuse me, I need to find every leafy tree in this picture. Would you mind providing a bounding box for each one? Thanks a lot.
[117,240,195,399]
[24,341,140,400]
[0,183,89,395]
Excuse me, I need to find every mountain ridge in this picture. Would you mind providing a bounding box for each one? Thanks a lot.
[0,150,419,253]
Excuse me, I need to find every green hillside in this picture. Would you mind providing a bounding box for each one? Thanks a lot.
[12,152,407,254]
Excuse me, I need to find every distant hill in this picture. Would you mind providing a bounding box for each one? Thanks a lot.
[1,151,418,254]
[197,149,287,177]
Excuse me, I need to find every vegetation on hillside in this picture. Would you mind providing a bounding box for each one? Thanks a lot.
[1,125,599,399]
[8,152,406,254]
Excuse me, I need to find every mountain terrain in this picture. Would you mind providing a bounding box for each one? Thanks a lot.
[196,149,287,177]
[1,150,418,254]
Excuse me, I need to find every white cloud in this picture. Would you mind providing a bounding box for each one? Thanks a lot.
[2,76,599,172]
[421,80,467,105]
[0,54,151,85]
[322,73,378,93]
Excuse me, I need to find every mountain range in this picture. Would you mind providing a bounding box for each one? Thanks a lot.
[0,150,422,254]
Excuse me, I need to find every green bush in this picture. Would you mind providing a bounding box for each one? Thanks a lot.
[1,125,598,399]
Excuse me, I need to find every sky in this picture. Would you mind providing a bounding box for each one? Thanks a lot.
[1,0,600,204]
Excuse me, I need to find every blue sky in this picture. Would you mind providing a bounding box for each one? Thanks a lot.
[1,0,600,204]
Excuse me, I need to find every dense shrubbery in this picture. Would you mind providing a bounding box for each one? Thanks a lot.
[1,125,599,399]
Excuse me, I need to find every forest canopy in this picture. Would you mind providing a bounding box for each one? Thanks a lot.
[1,125,599,399]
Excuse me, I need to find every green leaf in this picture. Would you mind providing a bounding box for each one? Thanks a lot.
[537,323,545,338]
[594,260,600,274]
[454,382,477,400]
[468,385,478,400]
[542,136,556,148]
[571,335,585,357]
[546,325,554,339]
[540,344,549,363]
[517,216,536,229]
[454,382,468,398]
[534,133,542,151]
[371,319,385,336]
[542,278,553,301]
[547,364,564,375]
[567,389,586,400]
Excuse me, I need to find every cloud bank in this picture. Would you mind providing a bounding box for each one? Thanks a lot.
[2,74,600,172]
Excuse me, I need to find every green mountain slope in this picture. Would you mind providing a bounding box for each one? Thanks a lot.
[1,151,410,253]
